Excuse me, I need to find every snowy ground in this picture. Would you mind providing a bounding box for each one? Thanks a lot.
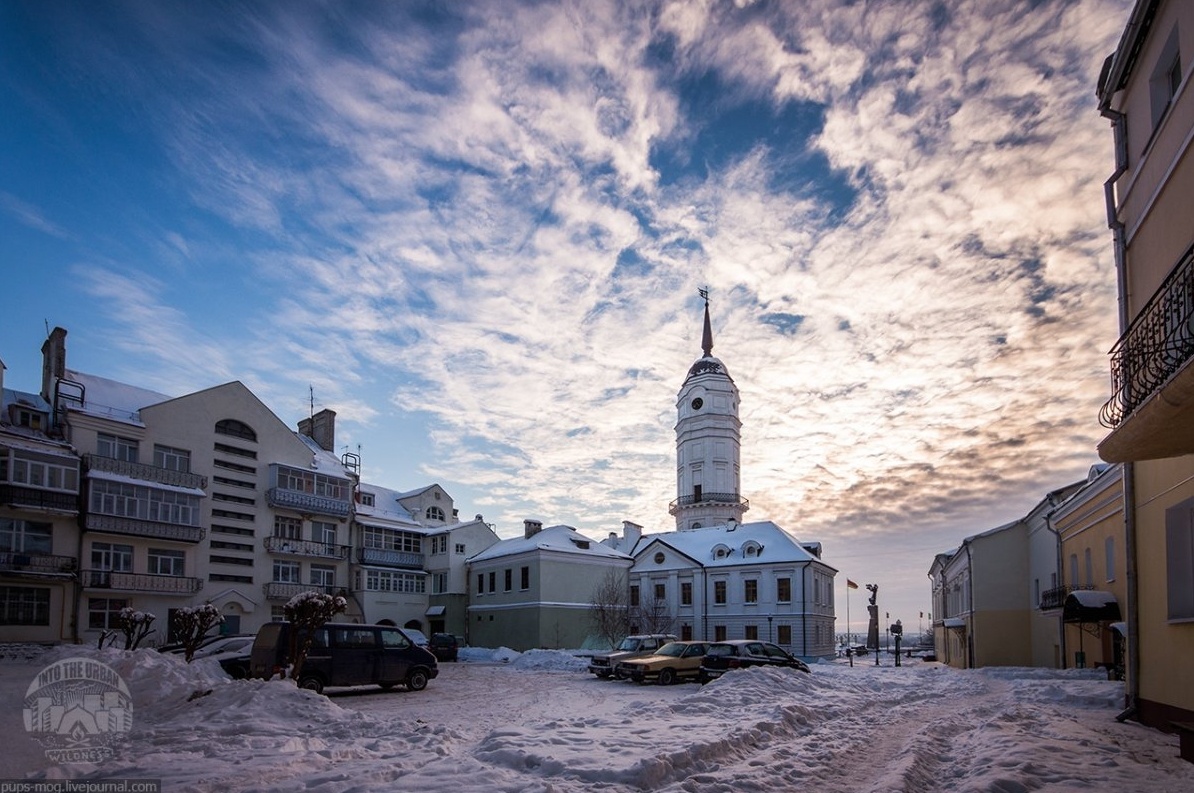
[3,644,1193,792]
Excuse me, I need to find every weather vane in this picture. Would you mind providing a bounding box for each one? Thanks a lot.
[699,286,709,302]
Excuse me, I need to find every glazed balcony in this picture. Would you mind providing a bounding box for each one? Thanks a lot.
[0,552,77,576]
[85,454,207,490]
[357,547,424,569]
[266,488,351,518]
[80,569,203,594]
[263,535,350,560]
[0,484,78,513]
[262,581,346,601]
[1099,244,1194,461]
[668,492,750,516]
[84,513,205,543]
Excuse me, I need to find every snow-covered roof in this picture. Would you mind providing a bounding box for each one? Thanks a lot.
[470,525,632,563]
[636,521,834,570]
[295,433,355,482]
[355,481,423,527]
[63,369,173,423]
[1067,590,1118,609]
[88,467,207,496]
[1,387,51,414]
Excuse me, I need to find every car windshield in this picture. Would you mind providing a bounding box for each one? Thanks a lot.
[706,644,735,656]
[616,637,642,651]
[655,643,684,657]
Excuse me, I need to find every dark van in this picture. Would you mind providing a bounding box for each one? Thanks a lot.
[249,622,438,694]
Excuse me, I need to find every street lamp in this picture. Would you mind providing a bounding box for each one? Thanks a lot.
[767,614,773,643]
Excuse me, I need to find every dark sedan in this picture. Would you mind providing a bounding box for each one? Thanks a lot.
[697,640,811,683]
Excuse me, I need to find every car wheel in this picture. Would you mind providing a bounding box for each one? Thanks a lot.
[298,675,324,694]
[658,668,676,686]
[595,671,611,679]
[406,668,429,691]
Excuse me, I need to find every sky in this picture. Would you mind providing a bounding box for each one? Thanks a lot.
[5,645,1194,790]
[0,0,1134,632]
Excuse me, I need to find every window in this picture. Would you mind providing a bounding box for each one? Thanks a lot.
[520,566,529,589]
[90,480,201,525]
[629,585,640,607]
[363,569,425,593]
[680,624,692,641]
[1106,537,1116,583]
[274,516,303,540]
[714,580,727,605]
[312,521,337,545]
[153,445,191,473]
[0,586,50,626]
[744,579,758,604]
[91,542,132,573]
[1150,27,1182,129]
[274,465,349,500]
[456,543,467,555]
[714,625,727,642]
[488,571,496,593]
[148,548,185,577]
[1166,497,1194,620]
[1084,548,1093,588]
[745,625,758,640]
[88,598,129,630]
[776,577,791,603]
[6,452,78,492]
[654,582,666,601]
[432,572,447,594]
[504,569,512,592]
[215,419,257,442]
[310,565,336,589]
[358,492,375,507]
[681,581,692,606]
[476,574,484,594]
[97,433,138,462]
[273,561,300,584]
[0,519,52,554]
[362,527,421,553]
[777,624,792,645]
[426,506,445,522]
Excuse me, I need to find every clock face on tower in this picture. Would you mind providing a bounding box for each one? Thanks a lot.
[691,397,703,410]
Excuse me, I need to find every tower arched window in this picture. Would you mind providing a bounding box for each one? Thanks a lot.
[215,419,257,442]
[426,506,445,522]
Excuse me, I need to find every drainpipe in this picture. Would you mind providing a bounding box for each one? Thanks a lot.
[800,563,807,658]
[1045,512,1066,669]
[965,541,975,669]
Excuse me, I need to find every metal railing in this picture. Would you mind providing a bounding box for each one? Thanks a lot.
[84,513,205,543]
[84,454,207,490]
[80,569,203,594]
[266,488,351,518]
[262,582,346,601]
[0,484,79,513]
[1100,244,1194,428]
[263,536,350,560]
[668,492,750,515]
[0,552,77,575]
[357,547,425,569]
[1039,584,1095,611]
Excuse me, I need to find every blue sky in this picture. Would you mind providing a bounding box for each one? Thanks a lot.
[0,0,1132,632]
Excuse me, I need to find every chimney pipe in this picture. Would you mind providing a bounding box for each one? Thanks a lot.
[524,519,543,539]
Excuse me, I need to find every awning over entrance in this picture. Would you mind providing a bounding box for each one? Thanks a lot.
[425,605,446,617]
[943,618,966,629]
[1063,590,1121,623]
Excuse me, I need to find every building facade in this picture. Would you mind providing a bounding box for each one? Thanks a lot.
[1096,0,1194,732]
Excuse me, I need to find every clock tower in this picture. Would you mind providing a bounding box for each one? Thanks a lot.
[670,291,748,530]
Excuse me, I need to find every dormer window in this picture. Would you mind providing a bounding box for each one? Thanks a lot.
[10,406,47,431]
[358,492,375,507]
[742,541,762,558]
[426,506,445,522]
[712,543,731,560]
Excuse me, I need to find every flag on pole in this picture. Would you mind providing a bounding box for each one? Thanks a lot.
[847,579,859,589]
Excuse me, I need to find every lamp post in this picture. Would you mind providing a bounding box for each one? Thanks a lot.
[767,614,773,643]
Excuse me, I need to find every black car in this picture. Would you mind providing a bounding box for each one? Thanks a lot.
[429,633,459,662]
[697,640,811,683]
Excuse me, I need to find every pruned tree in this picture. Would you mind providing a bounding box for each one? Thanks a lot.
[117,607,156,650]
[589,568,630,649]
[283,591,347,680]
[172,603,225,662]
[633,595,674,636]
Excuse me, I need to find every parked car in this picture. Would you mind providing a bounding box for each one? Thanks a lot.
[587,633,678,679]
[403,628,430,647]
[698,640,811,683]
[620,641,709,685]
[249,622,438,694]
[429,633,459,662]
[158,632,246,655]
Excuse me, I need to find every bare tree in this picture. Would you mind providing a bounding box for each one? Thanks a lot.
[589,568,630,649]
[172,604,225,662]
[633,595,674,636]
[117,607,156,650]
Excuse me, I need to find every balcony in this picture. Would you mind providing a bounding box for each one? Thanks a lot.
[266,488,351,518]
[1039,584,1094,611]
[668,492,750,516]
[0,552,77,577]
[85,454,207,490]
[80,569,203,594]
[263,535,350,560]
[262,581,346,601]
[0,484,79,513]
[1099,244,1194,462]
[357,547,425,569]
[84,513,205,543]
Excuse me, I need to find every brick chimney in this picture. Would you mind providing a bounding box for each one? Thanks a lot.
[622,520,642,549]
[298,408,337,452]
[40,327,67,403]
[524,519,543,539]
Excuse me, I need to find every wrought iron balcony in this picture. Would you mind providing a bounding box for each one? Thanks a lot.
[1100,244,1194,430]
[262,582,346,601]
[668,492,750,515]
[1039,584,1094,611]
[263,535,350,560]
[80,569,203,594]
[84,454,207,490]
[0,552,77,576]
[84,513,205,543]
[0,484,79,513]
[266,488,351,518]
[357,547,425,569]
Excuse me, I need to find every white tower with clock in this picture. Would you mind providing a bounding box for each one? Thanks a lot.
[670,292,749,531]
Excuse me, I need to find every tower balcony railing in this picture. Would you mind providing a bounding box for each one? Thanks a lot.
[668,492,749,516]
[1099,243,1194,429]
[80,569,204,594]
[263,535,350,560]
[0,552,77,576]
[357,547,425,569]
[84,513,205,543]
[266,488,351,518]
[0,484,79,513]
[84,454,207,490]
[262,582,347,601]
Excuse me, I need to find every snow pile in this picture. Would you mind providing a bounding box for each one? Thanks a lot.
[508,649,588,671]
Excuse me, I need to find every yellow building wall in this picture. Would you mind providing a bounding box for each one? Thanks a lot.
[972,609,1032,667]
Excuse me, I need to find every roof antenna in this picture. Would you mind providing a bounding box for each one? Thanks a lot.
[309,385,315,420]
